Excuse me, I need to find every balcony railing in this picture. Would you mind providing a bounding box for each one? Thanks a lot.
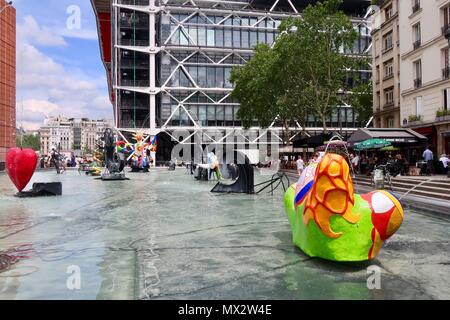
[383,73,394,81]
[414,78,422,88]
[120,79,150,87]
[120,119,150,128]
[413,39,421,50]
[383,102,395,109]
[117,0,148,6]
[442,25,450,36]
[119,39,149,46]
[443,67,450,79]
[120,19,149,29]
[412,3,420,14]
[120,60,150,68]
[121,104,149,110]
[382,45,393,54]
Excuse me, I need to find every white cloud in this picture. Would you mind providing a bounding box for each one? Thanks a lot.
[19,121,42,131]
[16,100,60,126]
[17,16,68,47]
[59,28,99,41]
[16,16,112,130]
[22,99,59,114]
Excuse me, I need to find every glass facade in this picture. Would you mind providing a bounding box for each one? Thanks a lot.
[112,0,371,131]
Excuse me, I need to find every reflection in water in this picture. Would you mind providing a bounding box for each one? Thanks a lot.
[0,170,449,299]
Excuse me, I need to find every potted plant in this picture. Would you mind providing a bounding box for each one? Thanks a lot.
[408,115,422,125]
[436,109,450,121]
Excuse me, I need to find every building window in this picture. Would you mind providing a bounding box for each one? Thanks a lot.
[383,31,393,52]
[384,88,394,106]
[412,0,420,14]
[386,118,395,128]
[384,60,394,79]
[443,48,450,79]
[376,92,381,109]
[413,59,422,88]
[412,23,421,49]
[415,96,423,116]
[385,5,393,21]
[442,5,450,33]
[444,89,450,110]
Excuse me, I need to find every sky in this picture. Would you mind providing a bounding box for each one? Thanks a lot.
[13,0,113,130]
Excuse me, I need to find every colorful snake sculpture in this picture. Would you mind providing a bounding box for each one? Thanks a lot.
[284,153,404,261]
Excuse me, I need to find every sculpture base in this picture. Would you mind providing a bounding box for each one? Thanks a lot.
[100,172,129,181]
[16,182,62,198]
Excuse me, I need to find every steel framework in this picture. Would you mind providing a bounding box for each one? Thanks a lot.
[93,0,371,151]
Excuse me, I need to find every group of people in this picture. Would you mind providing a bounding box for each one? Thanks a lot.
[39,147,67,173]
[349,153,407,176]
[292,146,450,177]
[421,147,449,175]
[39,147,97,174]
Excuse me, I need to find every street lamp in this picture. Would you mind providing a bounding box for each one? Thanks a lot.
[0,1,13,14]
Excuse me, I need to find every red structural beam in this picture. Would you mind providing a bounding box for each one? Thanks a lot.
[91,0,114,103]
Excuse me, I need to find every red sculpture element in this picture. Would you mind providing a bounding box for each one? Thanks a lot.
[6,148,38,192]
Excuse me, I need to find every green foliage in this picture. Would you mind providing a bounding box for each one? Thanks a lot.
[408,115,421,122]
[83,145,92,155]
[436,109,450,117]
[230,43,280,129]
[16,134,40,151]
[231,0,360,137]
[349,79,373,123]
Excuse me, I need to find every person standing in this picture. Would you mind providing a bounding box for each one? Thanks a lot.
[351,153,360,173]
[439,154,450,174]
[48,147,62,174]
[422,146,434,176]
[296,156,304,176]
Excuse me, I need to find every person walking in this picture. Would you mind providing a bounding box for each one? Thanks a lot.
[422,146,434,176]
[296,156,304,176]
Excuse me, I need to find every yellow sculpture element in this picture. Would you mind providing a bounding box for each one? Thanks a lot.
[303,153,361,239]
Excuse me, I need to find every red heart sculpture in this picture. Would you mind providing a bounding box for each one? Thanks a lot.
[6,148,38,192]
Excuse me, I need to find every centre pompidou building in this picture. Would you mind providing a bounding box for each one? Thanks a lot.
[91,0,372,162]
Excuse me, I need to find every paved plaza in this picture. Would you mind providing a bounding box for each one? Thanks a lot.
[0,169,449,300]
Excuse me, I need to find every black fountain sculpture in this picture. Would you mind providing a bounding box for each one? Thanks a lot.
[100,128,128,181]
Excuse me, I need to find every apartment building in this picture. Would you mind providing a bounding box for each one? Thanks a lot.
[399,0,450,156]
[39,117,114,155]
[372,0,401,129]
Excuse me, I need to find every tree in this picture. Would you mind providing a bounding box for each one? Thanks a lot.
[280,0,358,133]
[231,43,310,143]
[16,134,40,151]
[349,79,373,125]
[231,0,359,138]
[230,44,280,128]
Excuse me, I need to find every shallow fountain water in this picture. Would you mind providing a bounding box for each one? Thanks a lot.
[0,169,449,299]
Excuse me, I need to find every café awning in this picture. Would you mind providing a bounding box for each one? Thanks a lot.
[348,128,427,147]
[293,133,333,148]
